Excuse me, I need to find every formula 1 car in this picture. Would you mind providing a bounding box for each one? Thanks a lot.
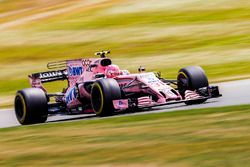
[14,51,221,125]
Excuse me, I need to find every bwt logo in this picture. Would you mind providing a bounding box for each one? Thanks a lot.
[68,66,83,76]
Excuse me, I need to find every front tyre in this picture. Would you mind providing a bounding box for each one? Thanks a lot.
[14,88,48,125]
[91,79,121,116]
[177,66,209,105]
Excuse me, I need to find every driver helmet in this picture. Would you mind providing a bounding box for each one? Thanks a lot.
[105,64,120,78]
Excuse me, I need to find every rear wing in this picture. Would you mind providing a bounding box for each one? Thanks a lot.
[29,60,68,83]
[30,50,110,84]
[28,55,105,90]
[28,58,86,90]
[29,69,68,83]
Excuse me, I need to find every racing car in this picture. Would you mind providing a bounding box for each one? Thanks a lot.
[14,51,221,125]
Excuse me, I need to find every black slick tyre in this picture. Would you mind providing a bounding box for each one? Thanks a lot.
[14,88,48,125]
[177,66,209,105]
[91,78,121,116]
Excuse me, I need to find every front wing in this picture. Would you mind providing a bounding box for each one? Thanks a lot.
[113,86,221,110]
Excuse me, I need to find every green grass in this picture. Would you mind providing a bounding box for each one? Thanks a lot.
[0,0,78,13]
[0,0,250,107]
[1,105,250,166]
[32,8,250,30]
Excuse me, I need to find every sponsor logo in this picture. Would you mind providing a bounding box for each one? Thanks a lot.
[113,99,129,109]
[119,100,123,105]
[39,71,63,79]
[68,66,83,76]
[82,59,92,66]
[139,73,158,83]
[66,88,77,103]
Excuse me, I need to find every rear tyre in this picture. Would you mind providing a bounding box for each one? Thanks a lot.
[14,88,48,125]
[91,78,121,116]
[177,66,209,105]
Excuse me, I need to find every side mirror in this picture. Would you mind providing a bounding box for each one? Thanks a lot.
[95,73,105,78]
[89,64,98,68]
[87,64,98,72]
[138,66,146,73]
[156,71,161,78]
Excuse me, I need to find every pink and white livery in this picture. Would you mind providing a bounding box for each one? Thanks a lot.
[14,51,221,125]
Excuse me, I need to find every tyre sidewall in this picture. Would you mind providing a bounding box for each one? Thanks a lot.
[91,79,121,116]
[177,66,209,105]
[15,88,48,124]
[178,66,208,95]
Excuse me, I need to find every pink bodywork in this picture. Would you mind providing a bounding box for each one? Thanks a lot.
[64,58,182,109]
[30,57,182,111]
[64,58,112,108]
[112,73,182,109]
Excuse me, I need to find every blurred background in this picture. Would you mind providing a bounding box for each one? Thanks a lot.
[0,0,250,108]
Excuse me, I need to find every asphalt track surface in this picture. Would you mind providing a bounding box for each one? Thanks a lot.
[0,79,250,128]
